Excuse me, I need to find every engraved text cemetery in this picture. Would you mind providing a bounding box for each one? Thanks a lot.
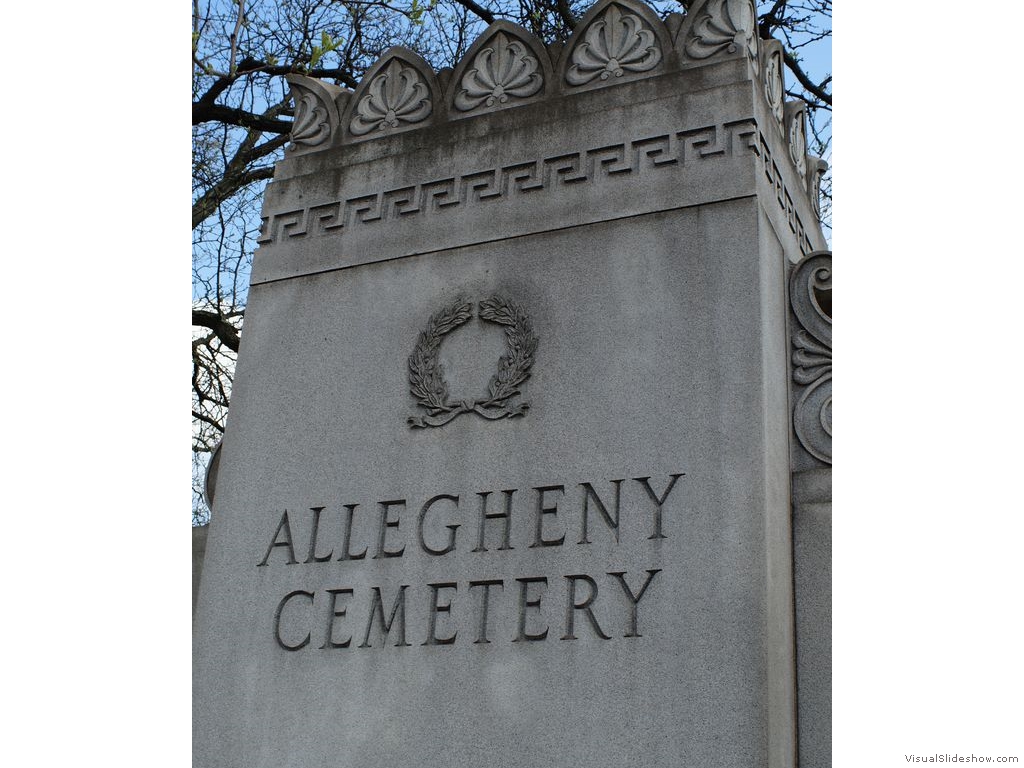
[259,473,682,650]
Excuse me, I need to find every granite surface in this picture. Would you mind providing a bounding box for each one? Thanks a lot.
[193,2,827,765]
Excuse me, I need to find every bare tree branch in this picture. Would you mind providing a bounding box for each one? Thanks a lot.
[192,310,241,353]
[758,0,788,37]
[193,163,277,229]
[783,49,831,107]
[193,120,288,229]
[228,0,246,74]
[450,0,495,24]
[193,104,293,133]
[193,409,227,433]
[554,0,577,30]
[193,62,358,130]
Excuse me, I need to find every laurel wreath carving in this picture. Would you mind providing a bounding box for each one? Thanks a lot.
[407,295,539,428]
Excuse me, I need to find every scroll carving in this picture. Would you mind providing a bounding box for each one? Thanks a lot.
[351,58,432,135]
[408,295,538,429]
[683,0,758,71]
[790,252,832,464]
[566,2,663,86]
[454,31,543,111]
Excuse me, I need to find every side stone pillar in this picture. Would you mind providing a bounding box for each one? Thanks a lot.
[789,251,832,768]
[192,524,209,619]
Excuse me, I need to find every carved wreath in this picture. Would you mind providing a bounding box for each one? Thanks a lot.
[407,295,539,428]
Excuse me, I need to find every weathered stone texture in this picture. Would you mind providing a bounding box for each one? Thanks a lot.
[193,2,830,766]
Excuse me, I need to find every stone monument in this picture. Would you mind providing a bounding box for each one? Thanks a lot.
[192,0,832,765]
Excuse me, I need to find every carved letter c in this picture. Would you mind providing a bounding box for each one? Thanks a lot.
[274,590,314,651]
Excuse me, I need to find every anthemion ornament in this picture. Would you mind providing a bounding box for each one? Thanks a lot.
[351,58,432,135]
[788,109,808,179]
[454,31,543,111]
[289,91,330,146]
[566,3,662,85]
[764,48,785,125]
[683,0,759,72]
[407,295,539,429]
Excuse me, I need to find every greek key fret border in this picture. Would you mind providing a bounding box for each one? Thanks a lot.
[258,119,762,246]
[751,130,814,255]
[258,119,815,254]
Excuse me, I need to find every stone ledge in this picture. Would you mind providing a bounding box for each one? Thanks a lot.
[275,0,825,219]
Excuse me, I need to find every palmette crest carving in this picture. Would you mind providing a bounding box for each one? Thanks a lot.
[285,75,342,150]
[566,2,662,85]
[788,108,808,179]
[790,252,832,464]
[454,31,543,111]
[291,90,331,146]
[808,156,828,219]
[684,0,758,71]
[407,295,539,429]
[764,48,785,124]
[351,58,432,135]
